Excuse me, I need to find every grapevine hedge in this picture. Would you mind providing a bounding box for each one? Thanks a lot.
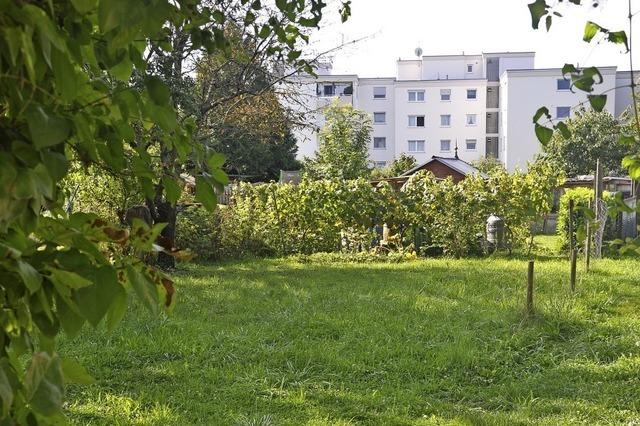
[177,162,562,259]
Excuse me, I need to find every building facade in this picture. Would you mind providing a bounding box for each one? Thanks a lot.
[292,52,634,172]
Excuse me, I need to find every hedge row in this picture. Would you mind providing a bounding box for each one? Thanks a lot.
[176,161,561,259]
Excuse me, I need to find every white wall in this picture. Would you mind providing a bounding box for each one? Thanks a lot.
[501,67,618,171]
[357,79,396,166]
[397,60,421,81]
[615,72,635,117]
[495,54,535,77]
[421,55,483,80]
[393,80,487,164]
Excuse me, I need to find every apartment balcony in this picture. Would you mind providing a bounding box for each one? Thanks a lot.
[486,112,499,134]
[486,86,499,109]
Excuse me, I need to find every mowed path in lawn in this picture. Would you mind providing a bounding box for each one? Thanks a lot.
[61,256,640,425]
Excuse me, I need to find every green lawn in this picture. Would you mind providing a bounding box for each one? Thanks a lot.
[61,254,640,425]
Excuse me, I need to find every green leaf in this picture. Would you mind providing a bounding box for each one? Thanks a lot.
[106,288,128,332]
[48,268,93,289]
[17,260,42,293]
[207,153,226,170]
[126,265,159,314]
[244,11,256,25]
[532,106,550,123]
[561,63,578,77]
[109,56,133,81]
[0,367,13,418]
[61,358,95,385]
[14,169,37,200]
[528,0,549,30]
[2,27,21,66]
[26,106,71,149]
[74,266,124,327]
[587,94,607,112]
[211,10,225,23]
[607,31,629,52]
[583,21,602,42]
[56,295,85,338]
[71,0,98,13]
[24,353,64,416]
[98,0,128,33]
[555,121,571,139]
[145,76,170,105]
[195,176,217,211]
[162,176,182,205]
[23,5,67,52]
[619,134,635,145]
[211,168,229,186]
[41,151,69,181]
[535,123,553,145]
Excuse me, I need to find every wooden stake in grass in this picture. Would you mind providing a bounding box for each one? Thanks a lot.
[570,249,577,292]
[526,260,534,315]
[568,199,574,255]
[585,199,592,273]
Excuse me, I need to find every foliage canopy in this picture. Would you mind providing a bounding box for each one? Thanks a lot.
[0,0,349,422]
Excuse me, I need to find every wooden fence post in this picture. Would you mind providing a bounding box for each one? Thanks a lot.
[568,199,574,255]
[570,249,577,291]
[526,260,535,315]
[585,199,592,272]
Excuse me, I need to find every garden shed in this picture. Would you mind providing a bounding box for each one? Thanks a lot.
[400,155,485,183]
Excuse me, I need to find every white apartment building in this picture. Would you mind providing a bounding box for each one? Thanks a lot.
[292,52,634,172]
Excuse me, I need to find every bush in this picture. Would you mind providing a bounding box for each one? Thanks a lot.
[214,160,561,259]
[175,205,222,261]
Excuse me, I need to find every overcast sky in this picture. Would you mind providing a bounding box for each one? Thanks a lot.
[305,0,640,77]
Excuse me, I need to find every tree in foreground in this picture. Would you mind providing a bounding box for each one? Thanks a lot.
[0,0,349,422]
[544,108,630,177]
[303,100,372,180]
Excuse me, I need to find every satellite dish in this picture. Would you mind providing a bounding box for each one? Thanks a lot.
[414,47,423,57]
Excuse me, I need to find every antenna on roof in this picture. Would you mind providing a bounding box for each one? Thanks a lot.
[454,139,459,159]
[414,47,423,57]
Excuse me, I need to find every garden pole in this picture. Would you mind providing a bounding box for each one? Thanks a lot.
[526,260,534,315]
[570,249,577,291]
[585,199,592,273]
[568,199,574,255]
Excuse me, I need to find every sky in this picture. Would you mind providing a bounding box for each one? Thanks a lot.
[304,0,640,78]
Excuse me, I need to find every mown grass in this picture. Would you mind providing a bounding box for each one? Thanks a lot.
[60,249,640,425]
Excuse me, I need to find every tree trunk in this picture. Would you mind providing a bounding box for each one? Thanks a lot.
[156,200,176,269]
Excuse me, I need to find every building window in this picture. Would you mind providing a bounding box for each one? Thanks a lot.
[467,64,473,73]
[440,139,451,152]
[373,137,387,149]
[440,114,451,127]
[408,90,425,102]
[373,161,387,168]
[408,115,425,127]
[408,140,425,152]
[556,106,571,119]
[466,139,477,151]
[323,84,335,96]
[374,112,386,124]
[466,114,477,126]
[373,87,386,99]
[557,79,571,91]
[467,89,477,100]
[440,89,451,101]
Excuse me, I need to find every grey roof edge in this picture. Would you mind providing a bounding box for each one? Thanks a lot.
[400,155,486,178]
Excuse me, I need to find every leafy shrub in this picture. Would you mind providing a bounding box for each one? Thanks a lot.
[175,206,222,261]
[214,161,561,259]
